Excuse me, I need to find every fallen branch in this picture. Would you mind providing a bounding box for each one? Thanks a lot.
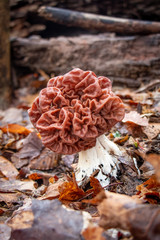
[136,79,160,93]
[39,6,160,35]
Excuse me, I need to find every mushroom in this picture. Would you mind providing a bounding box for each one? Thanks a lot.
[28,68,125,186]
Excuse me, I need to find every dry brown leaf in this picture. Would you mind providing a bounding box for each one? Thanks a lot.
[29,148,59,170]
[97,191,160,240]
[0,192,26,206]
[142,123,160,140]
[8,199,88,240]
[28,171,59,186]
[58,175,104,202]
[145,154,160,182]
[28,173,43,181]
[139,160,155,179]
[97,191,141,229]
[0,123,31,135]
[8,210,34,230]
[0,108,23,124]
[86,177,103,197]
[58,180,85,201]
[122,111,148,126]
[0,156,19,179]
[82,226,105,240]
[38,179,66,200]
[61,154,75,168]
[20,93,39,106]
[0,179,37,194]
[136,176,160,204]
[0,208,6,216]
[11,132,43,168]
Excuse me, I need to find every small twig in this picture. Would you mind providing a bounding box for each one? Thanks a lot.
[77,191,94,202]
[103,181,124,189]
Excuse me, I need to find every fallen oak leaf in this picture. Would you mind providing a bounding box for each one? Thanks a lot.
[58,180,85,201]
[58,174,104,202]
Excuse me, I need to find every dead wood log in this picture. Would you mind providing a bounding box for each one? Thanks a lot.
[39,6,160,35]
[11,33,160,88]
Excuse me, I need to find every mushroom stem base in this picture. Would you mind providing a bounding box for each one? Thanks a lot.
[75,134,122,187]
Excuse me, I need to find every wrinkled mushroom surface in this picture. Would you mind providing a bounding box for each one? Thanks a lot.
[28,68,125,154]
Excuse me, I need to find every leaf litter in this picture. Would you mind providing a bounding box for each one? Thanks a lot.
[0,86,160,240]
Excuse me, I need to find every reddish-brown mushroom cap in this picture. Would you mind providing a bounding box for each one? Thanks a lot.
[28,68,125,154]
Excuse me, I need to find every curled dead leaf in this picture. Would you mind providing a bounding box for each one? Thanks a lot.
[58,181,85,201]
[122,111,148,126]
[86,177,103,197]
[38,179,66,200]
[136,176,160,204]
[0,124,31,135]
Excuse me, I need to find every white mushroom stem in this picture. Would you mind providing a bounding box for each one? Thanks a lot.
[75,134,123,187]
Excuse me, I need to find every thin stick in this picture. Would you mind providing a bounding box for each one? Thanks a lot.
[103,181,124,189]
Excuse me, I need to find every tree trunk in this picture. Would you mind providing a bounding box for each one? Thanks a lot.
[0,0,11,109]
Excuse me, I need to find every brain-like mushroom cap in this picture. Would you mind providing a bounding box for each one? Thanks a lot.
[28,68,125,154]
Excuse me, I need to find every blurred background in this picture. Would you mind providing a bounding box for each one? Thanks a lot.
[0,0,160,109]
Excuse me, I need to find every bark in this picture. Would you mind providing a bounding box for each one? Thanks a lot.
[0,0,11,109]
[11,34,160,88]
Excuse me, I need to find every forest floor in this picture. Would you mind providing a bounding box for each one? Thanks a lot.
[0,78,160,240]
